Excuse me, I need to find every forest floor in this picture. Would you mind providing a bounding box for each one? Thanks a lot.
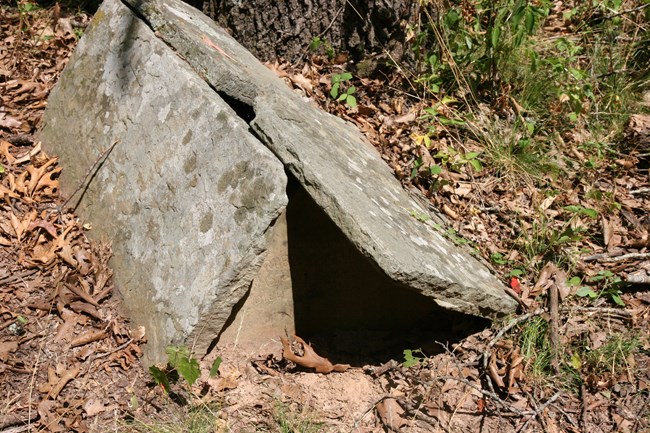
[1,1,649,432]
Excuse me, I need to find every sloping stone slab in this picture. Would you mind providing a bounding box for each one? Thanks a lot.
[123,0,517,318]
[38,0,288,364]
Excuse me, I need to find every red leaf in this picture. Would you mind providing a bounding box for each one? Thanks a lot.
[510,277,522,294]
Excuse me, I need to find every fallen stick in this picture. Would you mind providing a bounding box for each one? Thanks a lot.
[582,252,650,263]
[548,284,560,374]
[517,391,562,433]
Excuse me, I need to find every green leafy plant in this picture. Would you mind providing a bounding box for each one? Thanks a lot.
[575,270,625,306]
[563,205,598,219]
[149,346,221,395]
[408,209,430,222]
[18,1,39,14]
[309,36,335,60]
[436,148,483,173]
[519,315,552,377]
[410,0,549,98]
[490,252,512,265]
[330,72,357,108]
[402,348,425,368]
[431,223,472,248]
[419,97,465,134]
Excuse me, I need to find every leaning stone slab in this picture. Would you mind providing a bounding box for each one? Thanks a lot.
[38,0,288,364]
[122,0,518,317]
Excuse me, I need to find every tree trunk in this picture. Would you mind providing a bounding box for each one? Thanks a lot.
[202,0,415,63]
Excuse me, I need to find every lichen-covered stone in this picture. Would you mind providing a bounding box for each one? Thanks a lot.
[41,0,516,365]
[39,0,287,364]
[122,0,517,318]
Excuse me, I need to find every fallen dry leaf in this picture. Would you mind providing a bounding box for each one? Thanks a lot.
[281,335,349,374]
[376,398,406,431]
[48,363,81,399]
[83,399,106,417]
[0,341,18,361]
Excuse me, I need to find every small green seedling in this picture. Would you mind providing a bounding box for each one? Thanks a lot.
[403,349,424,368]
[490,252,512,265]
[330,72,357,108]
[563,205,598,219]
[149,345,222,395]
[409,209,430,222]
[575,270,624,306]
[309,36,335,59]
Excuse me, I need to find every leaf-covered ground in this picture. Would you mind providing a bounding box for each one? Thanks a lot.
[1,2,649,432]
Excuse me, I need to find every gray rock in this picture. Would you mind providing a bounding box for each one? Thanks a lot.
[40,0,517,363]
[122,0,517,317]
[38,0,288,364]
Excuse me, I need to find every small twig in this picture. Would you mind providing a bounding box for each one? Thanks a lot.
[437,376,531,416]
[372,359,399,377]
[0,413,38,430]
[0,269,38,286]
[59,140,119,212]
[349,395,392,433]
[605,2,650,19]
[627,272,650,284]
[629,187,650,196]
[519,390,548,433]
[548,284,560,374]
[401,399,439,428]
[517,391,562,433]
[564,306,635,317]
[552,403,579,428]
[504,286,528,310]
[0,425,31,433]
[488,309,546,351]
[632,391,649,433]
[582,252,650,263]
[580,384,588,432]
[94,338,134,359]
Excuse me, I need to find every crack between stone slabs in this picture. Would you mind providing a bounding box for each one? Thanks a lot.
[117,0,266,143]
[116,0,317,194]
[119,0,156,32]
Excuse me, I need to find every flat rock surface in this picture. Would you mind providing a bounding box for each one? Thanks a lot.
[39,0,288,363]
[123,0,517,317]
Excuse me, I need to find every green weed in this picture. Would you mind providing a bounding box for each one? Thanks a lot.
[309,36,335,60]
[149,346,221,395]
[575,270,625,306]
[330,72,357,108]
[519,315,552,378]
[402,348,425,368]
[583,335,641,379]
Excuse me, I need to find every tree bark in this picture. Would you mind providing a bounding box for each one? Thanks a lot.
[202,0,415,63]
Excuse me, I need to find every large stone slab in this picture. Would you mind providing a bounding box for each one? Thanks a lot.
[38,0,288,364]
[40,0,517,364]
[122,0,517,317]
